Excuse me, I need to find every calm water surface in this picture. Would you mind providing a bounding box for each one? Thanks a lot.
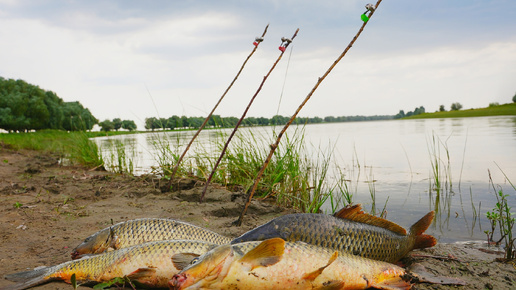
[94,116,516,243]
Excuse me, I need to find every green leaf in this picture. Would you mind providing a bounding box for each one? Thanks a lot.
[71,273,77,290]
[93,277,125,289]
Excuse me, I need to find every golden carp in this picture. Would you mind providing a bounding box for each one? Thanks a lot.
[231,204,436,263]
[72,218,231,259]
[169,238,411,290]
[3,240,218,290]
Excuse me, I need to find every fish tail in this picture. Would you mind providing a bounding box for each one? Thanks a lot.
[414,234,437,249]
[2,267,54,290]
[409,211,437,249]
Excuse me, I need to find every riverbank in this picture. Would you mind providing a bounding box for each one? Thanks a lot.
[0,147,514,289]
[404,103,516,119]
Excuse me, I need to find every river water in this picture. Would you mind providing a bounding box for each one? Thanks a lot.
[94,116,516,243]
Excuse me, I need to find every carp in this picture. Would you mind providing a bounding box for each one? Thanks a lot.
[169,238,411,290]
[232,204,436,263]
[2,240,218,290]
[71,218,231,259]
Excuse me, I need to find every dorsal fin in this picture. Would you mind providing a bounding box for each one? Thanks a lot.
[240,238,285,270]
[334,204,407,236]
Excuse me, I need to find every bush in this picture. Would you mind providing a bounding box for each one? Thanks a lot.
[450,102,463,111]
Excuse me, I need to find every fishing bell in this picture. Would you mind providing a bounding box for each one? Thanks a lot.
[361,3,374,22]
[253,37,264,47]
[281,37,292,44]
[278,46,286,52]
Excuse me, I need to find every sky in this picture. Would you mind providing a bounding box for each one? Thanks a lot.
[1,0,515,130]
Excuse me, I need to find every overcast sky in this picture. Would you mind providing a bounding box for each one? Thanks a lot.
[1,0,515,129]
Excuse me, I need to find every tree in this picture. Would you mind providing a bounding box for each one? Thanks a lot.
[99,119,114,132]
[44,91,64,129]
[145,117,157,131]
[394,110,405,119]
[121,120,137,131]
[271,115,289,125]
[450,102,463,111]
[512,92,516,103]
[0,77,97,131]
[187,117,203,129]
[181,116,189,128]
[439,105,446,112]
[112,118,122,131]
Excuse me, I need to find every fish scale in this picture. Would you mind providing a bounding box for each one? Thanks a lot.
[232,205,436,263]
[71,218,231,259]
[3,240,219,290]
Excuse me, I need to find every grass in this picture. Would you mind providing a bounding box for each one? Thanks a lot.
[0,130,104,168]
[426,132,454,195]
[486,169,515,260]
[149,125,339,213]
[405,103,516,119]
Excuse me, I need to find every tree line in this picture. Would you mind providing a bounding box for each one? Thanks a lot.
[141,114,394,131]
[0,77,97,132]
[394,103,467,119]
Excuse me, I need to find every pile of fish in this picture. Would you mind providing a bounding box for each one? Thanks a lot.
[2,204,436,290]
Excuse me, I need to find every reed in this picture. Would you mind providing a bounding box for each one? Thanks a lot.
[151,125,338,213]
[426,132,454,195]
[102,139,136,174]
[66,132,104,168]
[366,166,377,215]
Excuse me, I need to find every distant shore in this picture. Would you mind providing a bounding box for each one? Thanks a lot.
[403,103,516,119]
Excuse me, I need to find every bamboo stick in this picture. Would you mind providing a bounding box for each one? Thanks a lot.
[200,28,300,202]
[165,24,269,192]
[234,0,383,226]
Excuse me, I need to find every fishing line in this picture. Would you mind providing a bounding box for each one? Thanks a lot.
[236,1,384,226]
[276,45,294,117]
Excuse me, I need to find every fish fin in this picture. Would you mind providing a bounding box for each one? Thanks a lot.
[334,204,407,235]
[315,280,345,290]
[240,238,285,270]
[370,276,412,290]
[2,267,55,290]
[414,234,437,249]
[4,267,50,283]
[302,251,338,281]
[409,211,435,236]
[126,267,157,280]
[171,253,200,270]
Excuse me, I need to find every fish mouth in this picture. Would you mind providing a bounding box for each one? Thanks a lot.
[71,250,82,260]
[169,273,187,290]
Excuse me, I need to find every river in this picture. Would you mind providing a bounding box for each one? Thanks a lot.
[94,116,516,243]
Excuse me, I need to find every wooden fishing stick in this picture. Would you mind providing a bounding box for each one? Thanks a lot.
[234,0,383,226]
[200,28,300,202]
[166,24,269,192]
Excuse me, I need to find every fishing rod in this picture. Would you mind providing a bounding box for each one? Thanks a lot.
[200,28,300,202]
[235,0,383,226]
[165,24,269,192]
